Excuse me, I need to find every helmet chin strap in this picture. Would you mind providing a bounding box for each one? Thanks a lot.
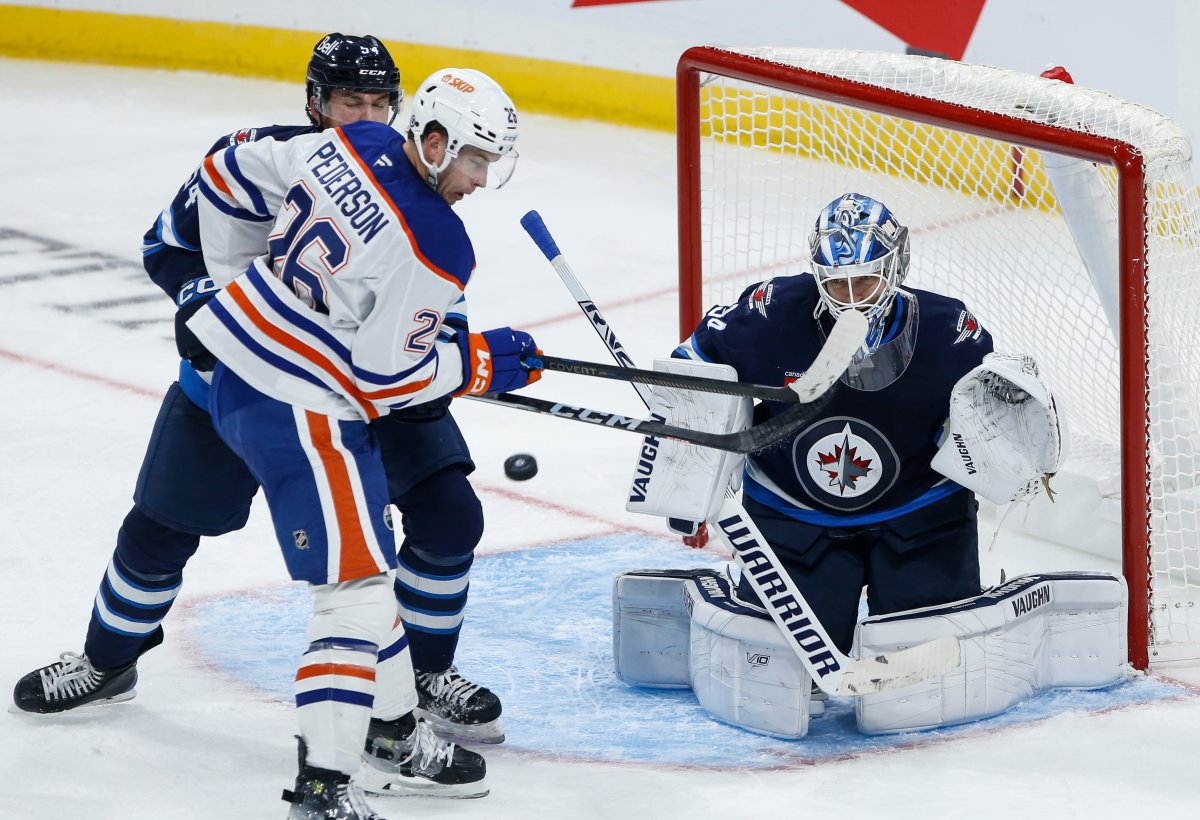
[414,138,457,191]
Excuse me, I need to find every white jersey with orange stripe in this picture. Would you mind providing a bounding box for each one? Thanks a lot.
[188,120,474,421]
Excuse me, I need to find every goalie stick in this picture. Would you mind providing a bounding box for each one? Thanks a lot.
[519,209,960,695]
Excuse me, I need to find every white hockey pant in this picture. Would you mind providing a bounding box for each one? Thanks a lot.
[855,572,1127,734]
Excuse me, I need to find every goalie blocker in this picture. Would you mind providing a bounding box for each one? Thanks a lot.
[625,359,750,525]
[614,569,1126,738]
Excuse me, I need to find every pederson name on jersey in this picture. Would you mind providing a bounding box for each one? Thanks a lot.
[308,142,390,244]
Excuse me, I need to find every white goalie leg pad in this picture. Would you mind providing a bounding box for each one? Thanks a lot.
[686,574,812,739]
[612,569,723,688]
[854,572,1127,734]
[626,359,751,522]
[932,352,1066,504]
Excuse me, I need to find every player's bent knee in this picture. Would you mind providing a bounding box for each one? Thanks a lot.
[855,572,1127,734]
[613,568,813,739]
[395,468,484,559]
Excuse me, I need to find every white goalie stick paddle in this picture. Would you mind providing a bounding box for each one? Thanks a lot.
[520,208,960,695]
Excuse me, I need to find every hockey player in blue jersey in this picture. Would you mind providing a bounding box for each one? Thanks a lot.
[675,193,994,655]
[12,34,523,813]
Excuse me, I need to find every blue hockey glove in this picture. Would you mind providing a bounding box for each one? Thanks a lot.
[455,327,542,395]
[174,276,219,372]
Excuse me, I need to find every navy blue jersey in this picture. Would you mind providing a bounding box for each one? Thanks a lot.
[678,274,993,525]
[141,125,316,305]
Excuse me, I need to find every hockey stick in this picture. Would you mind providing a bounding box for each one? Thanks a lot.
[711,497,960,695]
[471,391,824,455]
[520,209,960,695]
[478,311,863,454]
[527,353,818,403]
[519,210,653,406]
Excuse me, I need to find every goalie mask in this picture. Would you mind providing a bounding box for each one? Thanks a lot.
[305,33,402,126]
[408,68,520,190]
[809,193,911,358]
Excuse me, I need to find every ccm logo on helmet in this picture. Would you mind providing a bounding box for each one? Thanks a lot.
[441,74,476,93]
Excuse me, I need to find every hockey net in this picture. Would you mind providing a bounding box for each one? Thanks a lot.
[676,46,1200,668]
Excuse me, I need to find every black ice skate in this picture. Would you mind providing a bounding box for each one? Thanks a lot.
[12,629,163,714]
[358,713,488,799]
[12,653,138,714]
[414,665,505,743]
[284,737,383,820]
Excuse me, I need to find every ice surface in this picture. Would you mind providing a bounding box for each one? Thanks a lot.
[2,59,1199,820]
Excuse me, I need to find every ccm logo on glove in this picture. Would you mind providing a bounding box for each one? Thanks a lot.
[455,327,542,396]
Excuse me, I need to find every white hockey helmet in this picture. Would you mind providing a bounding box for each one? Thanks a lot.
[407,68,519,189]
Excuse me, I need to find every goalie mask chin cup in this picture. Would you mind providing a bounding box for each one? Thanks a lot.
[305,33,402,126]
[408,68,520,190]
[838,291,918,392]
[809,193,911,356]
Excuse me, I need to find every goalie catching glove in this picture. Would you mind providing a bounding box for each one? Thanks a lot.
[454,327,542,396]
[931,352,1066,504]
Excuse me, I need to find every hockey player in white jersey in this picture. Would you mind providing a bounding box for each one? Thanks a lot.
[187,70,540,819]
[16,35,511,762]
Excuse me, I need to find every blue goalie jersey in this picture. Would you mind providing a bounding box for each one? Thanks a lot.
[677,274,993,526]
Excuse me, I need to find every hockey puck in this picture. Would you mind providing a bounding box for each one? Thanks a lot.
[504,453,538,481]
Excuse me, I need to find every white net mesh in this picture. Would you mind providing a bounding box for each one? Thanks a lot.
[684,47,1200,663]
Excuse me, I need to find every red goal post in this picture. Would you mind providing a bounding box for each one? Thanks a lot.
[676,46,1200,669]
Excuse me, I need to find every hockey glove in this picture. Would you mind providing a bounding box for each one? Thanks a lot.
[454,327,543,396]
[174,276,219,372]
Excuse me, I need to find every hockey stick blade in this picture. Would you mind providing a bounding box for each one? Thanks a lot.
[465,391,831,454]
[522,308,867,406]
[792,309,868,402]
[713,498,961,696]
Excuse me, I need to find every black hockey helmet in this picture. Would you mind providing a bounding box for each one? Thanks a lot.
[305,33,402,126]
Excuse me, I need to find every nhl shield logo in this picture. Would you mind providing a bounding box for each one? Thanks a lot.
[792,416,899,511]
[292,529,310,550]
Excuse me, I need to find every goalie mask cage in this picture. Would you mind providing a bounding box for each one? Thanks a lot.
[676,46,1200,669]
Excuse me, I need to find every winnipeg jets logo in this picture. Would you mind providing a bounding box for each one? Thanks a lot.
[749,281,774,318]
[954,310,983,344]
[815,426,874,494]
[793,417,899,511]
[229,128,257,146]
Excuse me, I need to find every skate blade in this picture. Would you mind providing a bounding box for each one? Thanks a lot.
[414,709,505,744]
[8,689,137,715]
[355,765,489,800]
